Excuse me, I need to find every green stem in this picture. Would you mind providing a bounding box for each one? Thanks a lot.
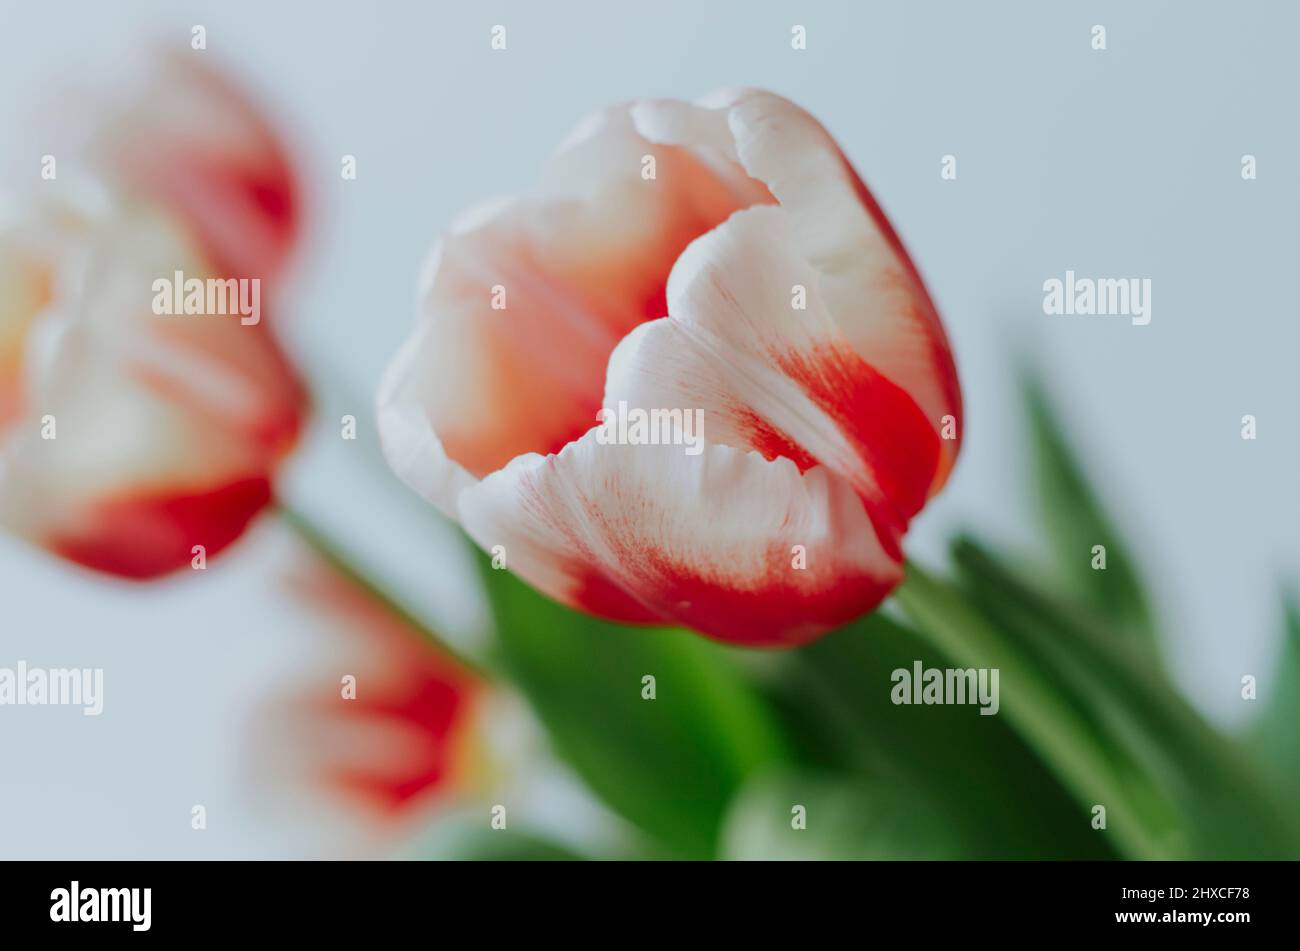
[893,559,1174,860]
[276,501,491,680]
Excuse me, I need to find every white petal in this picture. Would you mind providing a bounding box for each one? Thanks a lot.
[457,430,901,647]
[605,205,941,554]
[632,89,962,487]
[375,322,479,519]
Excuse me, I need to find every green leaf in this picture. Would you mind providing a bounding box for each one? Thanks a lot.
[720,769,964,860]
[1021,368,1156,646]
[477,552,789,859]
[1250,587,1300,792]
[892,557,1183,859]
[779,611,1115,858]
[945,539,1300,859]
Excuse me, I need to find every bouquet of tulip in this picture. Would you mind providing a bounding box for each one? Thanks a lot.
[3,54,1295,861]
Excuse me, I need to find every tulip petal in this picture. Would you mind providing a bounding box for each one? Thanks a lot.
[606,205,939,556]
[375,321,479,519]
[457,432,902,647]
[386,107,772,484]
[632,90,962,491]
[86,51,299,283]
[0,238,52,429]
[280,556,481,816]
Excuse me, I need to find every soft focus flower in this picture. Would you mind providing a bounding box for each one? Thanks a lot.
[0,53,306,577]
[76,51,301,285]
[245,553,493,853]
[379,89,961,646]
[0,196,304,577]
[247,543,624,860]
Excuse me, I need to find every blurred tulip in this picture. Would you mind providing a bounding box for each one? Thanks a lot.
[0,195,305,577]
[79,51,301,284]
[245,537,629,859]
[0,52,307,577]
[379,89,961,646]
[245,553,494,853]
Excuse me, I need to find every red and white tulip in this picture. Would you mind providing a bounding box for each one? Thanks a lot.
[77,51,301,285]
[250,555,487,826]
[0,54,306,577]
[378,89,962,646]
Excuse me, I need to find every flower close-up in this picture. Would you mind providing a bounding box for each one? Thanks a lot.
[379,89,962,646]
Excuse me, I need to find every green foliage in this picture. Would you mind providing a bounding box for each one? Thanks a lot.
[478,555,789,859]
[943,540,1300,858]
[780,612,1113,859]
[1250,588,1300,793]
[1020,368,1156,648]
[720,770,963,860]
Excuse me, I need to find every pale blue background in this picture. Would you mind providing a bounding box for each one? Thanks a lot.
[1,0,1296,857]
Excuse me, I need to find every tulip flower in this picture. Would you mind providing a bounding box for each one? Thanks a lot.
[0,196,304,577]
[0,53,306,577]
[75,51,301,285]
[379,89,961,646]
[244,554,495,853]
